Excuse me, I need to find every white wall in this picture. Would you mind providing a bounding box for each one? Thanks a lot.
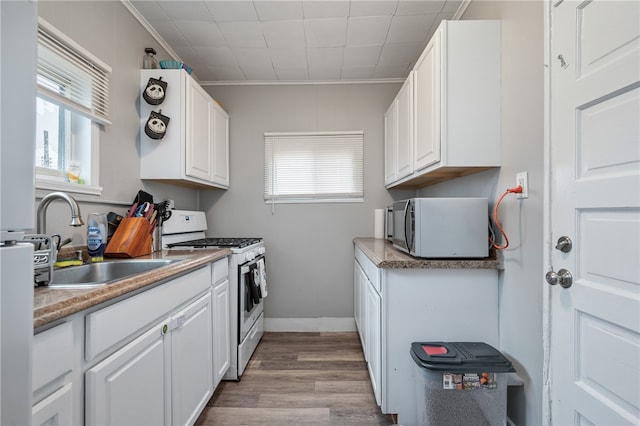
[35,1,199,242]
[200,84,414,329]
[417,2,545,425]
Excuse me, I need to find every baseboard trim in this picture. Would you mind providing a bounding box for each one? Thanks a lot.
[265,317,356,332]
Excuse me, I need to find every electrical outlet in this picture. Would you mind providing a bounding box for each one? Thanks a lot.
[516,171,529,199]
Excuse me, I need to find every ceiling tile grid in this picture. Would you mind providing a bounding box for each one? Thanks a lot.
[130,0,464,83]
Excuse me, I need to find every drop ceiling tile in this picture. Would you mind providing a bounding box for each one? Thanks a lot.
[204,1,258,22]
[209,65,247,80]
[254,1,303,21]
[131,1,169,21]
[308,66,342,80]
[346,16,391,46]
[233,48,273,69]
[158,1,213,21]
[218,21,267,48]
[275,68,309,80]
[302,1,349,19]
[270,48,307,69]
[378,42,423,65]
[242,66,277,80]
[172,20,225,47]
[373,64,410,79]
[191,45,238,66]
[304,17,348,47]
[343,45,381,67]
[307,47,344,68]
[341,66,375,79]
[387,14,437,43]
[262,20,306,48]
[349,0,398,17]
[147,20,190,49]
[396,0,444,15]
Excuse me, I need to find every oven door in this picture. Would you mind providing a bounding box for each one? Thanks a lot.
[238,255,265,344]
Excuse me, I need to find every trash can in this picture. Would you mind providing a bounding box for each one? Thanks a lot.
[410,341,515,426]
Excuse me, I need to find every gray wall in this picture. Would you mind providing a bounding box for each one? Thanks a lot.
[35,1,199,243]
[200,84,413,324]
[417,2,544,425]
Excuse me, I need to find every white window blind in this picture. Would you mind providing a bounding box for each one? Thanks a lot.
[37,18,111,126]
[264,131,364,204]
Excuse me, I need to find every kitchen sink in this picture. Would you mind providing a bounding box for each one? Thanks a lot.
[48,259,185,288]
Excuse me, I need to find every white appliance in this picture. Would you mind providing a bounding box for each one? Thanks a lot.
[392,197,489,258]
[0,2,37,424]
[161,212,266,381]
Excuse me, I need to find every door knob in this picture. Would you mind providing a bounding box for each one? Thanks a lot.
[555,236,572,253]
[546,268,573,289]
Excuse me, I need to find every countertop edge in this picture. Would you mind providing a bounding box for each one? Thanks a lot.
[353,237,503,270]
[34,249,231,329]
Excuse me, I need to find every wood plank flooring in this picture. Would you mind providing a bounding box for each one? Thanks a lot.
[195,332,396,426]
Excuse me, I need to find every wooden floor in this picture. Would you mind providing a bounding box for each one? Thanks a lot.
[195,332,396,426]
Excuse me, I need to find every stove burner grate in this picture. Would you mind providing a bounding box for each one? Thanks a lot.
[167,237,262,249]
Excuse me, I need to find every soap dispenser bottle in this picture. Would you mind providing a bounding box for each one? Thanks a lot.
[87,213,107,262]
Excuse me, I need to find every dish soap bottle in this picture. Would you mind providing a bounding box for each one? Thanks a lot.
[87,213,107,262]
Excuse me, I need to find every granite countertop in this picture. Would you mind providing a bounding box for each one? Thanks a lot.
[354,237,503,270]
[34,248,231,329]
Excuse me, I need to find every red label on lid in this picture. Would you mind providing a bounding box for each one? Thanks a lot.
[422,345,448,355]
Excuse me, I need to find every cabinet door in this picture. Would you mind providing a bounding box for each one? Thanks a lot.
[414,29,441,171]
[171,292,214,426]
[86,322,171,426]
[32,383,73,426]
[366,281,382,407]
[384,101,397,185]
[212,279,231,388]
[185,79,213,181]
[211,105,230,187]
[354,261,367,355]
[396,75,414,179]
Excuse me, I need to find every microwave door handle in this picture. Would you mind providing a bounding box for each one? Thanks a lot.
[404,201,411,250]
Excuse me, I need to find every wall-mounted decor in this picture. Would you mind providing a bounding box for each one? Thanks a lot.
[142,77,167,105]
[144,110,170,140]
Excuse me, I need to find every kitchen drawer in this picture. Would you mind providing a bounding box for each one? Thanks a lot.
[212,257,228,284]
[85,265,210,362]
[33,321,74,392]
[355,247,380,293]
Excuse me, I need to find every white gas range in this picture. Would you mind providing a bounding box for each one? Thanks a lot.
[161,210,266,381]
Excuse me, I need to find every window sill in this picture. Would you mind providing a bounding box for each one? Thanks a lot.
[36,177,103,196]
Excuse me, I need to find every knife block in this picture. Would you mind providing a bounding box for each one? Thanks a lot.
[105,217,152,258]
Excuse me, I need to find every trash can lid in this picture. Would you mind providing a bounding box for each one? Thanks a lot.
[410,342,515,373]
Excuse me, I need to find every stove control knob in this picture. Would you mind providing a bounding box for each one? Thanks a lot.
[258,247,265,255]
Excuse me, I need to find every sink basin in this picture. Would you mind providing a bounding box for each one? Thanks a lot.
[49,259,185,288]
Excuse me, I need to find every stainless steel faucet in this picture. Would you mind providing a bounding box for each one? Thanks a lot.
[36,191,84,234]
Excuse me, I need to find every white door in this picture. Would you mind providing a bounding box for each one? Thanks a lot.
[212,279,231,388]
[396,74,414,180]
[211,105,229,187]
[549,1,640,425]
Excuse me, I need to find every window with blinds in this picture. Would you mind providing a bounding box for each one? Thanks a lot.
[35,18,111,194]
[264,131,364,203]
[37,18,111,125]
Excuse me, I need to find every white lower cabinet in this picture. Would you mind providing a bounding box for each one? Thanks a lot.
[85,319,171,426]
[354,246,499,425]
[86,290,213,426]
[354,257,382,405]
[32,321,77,426]
[212,278,230,388]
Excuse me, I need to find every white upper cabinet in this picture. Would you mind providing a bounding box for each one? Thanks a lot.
[140,69,229,189]
[384,75,414,185]
[385,20,501,189]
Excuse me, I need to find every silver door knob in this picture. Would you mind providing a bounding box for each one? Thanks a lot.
[555,236,572,253]
[546,268,573,288]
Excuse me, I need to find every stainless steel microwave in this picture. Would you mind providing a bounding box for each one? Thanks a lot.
[391,198,488,258]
